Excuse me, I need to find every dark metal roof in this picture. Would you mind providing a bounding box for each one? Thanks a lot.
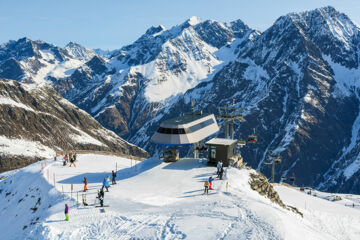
[162,113,211,126]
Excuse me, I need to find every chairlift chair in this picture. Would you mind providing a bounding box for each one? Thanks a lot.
[236,140,246,149]
[290,176,295,182]
[248,128,257,143]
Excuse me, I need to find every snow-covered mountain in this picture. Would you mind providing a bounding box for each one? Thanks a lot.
[0,79,148,172]
[2,6,360,194]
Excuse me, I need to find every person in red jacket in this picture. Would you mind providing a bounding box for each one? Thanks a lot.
[64,204,69,221]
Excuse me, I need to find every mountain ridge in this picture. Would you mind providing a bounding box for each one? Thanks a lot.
[1,6,360,193]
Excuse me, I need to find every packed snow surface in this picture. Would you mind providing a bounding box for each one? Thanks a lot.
[0,154,360,239]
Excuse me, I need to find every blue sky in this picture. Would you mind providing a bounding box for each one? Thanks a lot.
[1,0,359,50]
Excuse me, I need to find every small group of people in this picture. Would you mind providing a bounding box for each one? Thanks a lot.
[63,152,77,167]
[204,161,227,194]
[64,169,118,221]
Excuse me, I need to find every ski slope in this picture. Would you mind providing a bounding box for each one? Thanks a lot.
[0,154,360,239]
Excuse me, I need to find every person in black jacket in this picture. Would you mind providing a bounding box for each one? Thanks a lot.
[112,170,117,185]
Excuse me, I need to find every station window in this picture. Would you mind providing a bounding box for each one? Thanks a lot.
[211,148,216,158]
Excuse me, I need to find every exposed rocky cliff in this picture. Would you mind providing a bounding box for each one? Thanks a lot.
[0,79,148,172]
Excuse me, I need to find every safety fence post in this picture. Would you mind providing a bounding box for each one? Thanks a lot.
[77,192,79,208]
[41,163,43,175]
[62,185,64,200]
[53,173,56,188]
[116,162,117,172]
[71,184,73,199]
[47,169,49,182]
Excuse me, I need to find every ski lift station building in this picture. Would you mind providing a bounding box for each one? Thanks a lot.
[205,138,239,167]
[151,113,219,146]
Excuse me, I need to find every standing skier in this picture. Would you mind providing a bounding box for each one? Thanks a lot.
[219,167,224,180]
[204,180,209,194]
[105,176,110,191]
[64,204,69,221]
[217,161,221,176]
[98,188,104,207]
[69,157,76,167]
[209,176,214,190]
[83,177,88,192]
[103,177,110,192]
[112,170,117,185]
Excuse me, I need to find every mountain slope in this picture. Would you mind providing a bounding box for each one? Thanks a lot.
[1,155,359,239]
[0,79,148,172]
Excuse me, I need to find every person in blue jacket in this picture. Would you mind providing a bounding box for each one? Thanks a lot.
[103,176,110,192]
[209,176,214,190]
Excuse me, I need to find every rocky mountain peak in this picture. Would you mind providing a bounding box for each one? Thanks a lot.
[64,41,97,61]
[145,25,166,36]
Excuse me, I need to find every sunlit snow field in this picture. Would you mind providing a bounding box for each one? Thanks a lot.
[0,154,360,239]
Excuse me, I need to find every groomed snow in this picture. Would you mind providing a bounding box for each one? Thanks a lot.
[1,154,359,239]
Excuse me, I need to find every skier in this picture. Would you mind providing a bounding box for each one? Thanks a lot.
[219,167,224,180]
[105,176,110,191]
[112,170,117,185]
[83,177,88,192]
[102,177,110,192]
[63,154,68,166]
[217,161,221,176]
[64,204,69,221]
[73,153,77,162]
[82,194,88,206]
[209,176,214,190]
[69,157,76,167]
[204,180,209,194]
[98,188,104,207]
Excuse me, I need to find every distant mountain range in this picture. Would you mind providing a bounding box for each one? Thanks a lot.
[1,6,360,193]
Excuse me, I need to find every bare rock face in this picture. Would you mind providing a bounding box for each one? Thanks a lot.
[249,172,303,217]
[0,79,149,172]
